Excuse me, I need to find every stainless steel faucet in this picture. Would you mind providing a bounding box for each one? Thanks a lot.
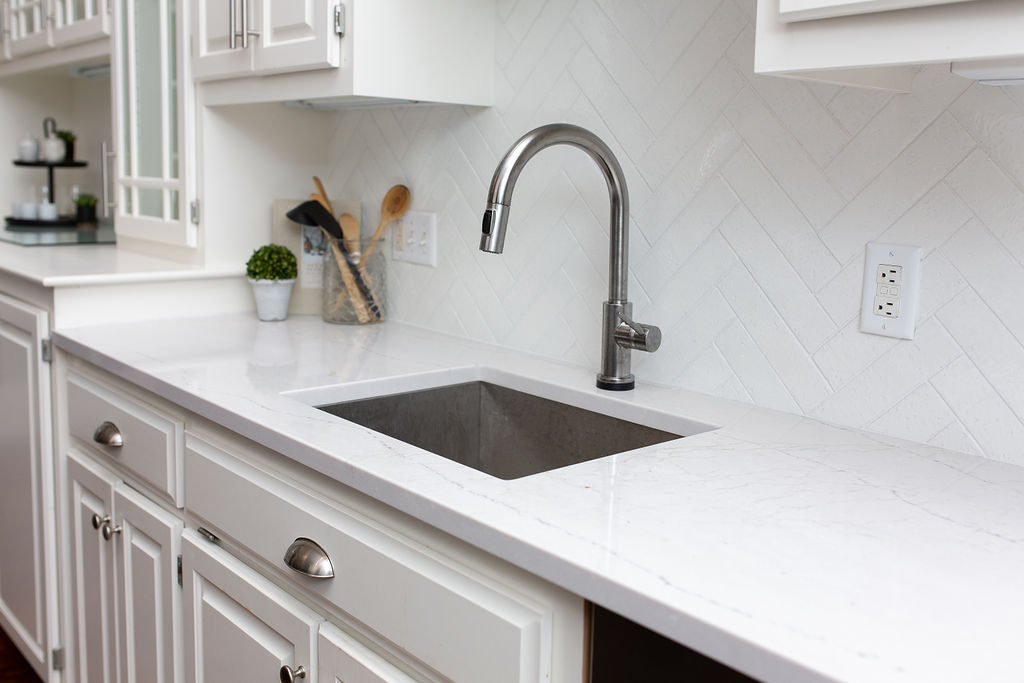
[480,123,661,391]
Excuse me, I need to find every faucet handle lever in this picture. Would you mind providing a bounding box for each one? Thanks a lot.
[615,312,662,353]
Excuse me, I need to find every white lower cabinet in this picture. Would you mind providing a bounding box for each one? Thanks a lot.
[56,355,586,683]
[64,450,184,683]
[0,293,54,680]
[182,529,319,683]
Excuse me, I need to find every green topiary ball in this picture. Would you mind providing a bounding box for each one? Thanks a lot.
[246,244,297,280]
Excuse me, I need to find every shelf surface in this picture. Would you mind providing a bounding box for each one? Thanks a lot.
[12,159,89,168]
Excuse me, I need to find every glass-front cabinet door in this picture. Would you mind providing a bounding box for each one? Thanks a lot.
[52,0,110,46]
[111,0,196,248]
[7,0,52,57]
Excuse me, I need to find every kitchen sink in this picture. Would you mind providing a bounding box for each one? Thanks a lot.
[313,379,693,480]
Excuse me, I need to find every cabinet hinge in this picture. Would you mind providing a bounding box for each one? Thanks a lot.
[334,3,345,36]
[177,554,183,587]
[190,199,200,225]
[52,647,65,671]
[197,527,220,544]
[41,338,52,363]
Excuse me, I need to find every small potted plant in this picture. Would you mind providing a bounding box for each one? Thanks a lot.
[246,244,298,322]
[56,129,77,161]
[74,193,98,224]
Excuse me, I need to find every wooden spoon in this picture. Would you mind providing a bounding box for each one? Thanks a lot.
[361,184,410,264]
[338,213,360,242]
[313,176,333,214]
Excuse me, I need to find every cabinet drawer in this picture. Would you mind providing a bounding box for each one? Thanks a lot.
[66,370,184,506]
[185,435,549,683]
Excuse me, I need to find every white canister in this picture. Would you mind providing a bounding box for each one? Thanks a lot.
[18,138,39,162]
[21,203,39,220]
[41,138,65,163]
[38,202,59,221]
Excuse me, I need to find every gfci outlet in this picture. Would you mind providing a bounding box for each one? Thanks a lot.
[860,242,922,340]
[392,211,438,267]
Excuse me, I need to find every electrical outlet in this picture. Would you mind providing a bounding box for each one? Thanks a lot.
[860,242,922,339]
[392,211,438,267]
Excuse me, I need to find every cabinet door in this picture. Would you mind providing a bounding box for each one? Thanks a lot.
[52,0,109,46]
[255,0,338,74]
[66,450,119,683]
[111,0,197,248]
[7,0,51,57]
[318,624,416,683]
[114,483,184,683]
[191,0,252,80]
[0,294,52,679]
[182,530,320,683]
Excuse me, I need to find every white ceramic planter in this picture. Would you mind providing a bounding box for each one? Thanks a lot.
[249,278,296,322]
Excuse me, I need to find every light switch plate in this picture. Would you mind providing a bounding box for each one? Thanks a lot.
[392,211,438,267]
[860,242,922,340]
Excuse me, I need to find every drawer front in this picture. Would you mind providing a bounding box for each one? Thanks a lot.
[67,370,184,505]
[185,435,547,683]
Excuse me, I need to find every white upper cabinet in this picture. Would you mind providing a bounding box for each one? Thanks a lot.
[110,0,197,249]
[755,0,1024,90]
[7,0,51,57]
[196,0,494,107]
[193,0,338,80]
[52,0,110,47]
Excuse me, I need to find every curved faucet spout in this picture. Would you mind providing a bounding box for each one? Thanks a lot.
[480,123,629,303]
[480,123,660,391]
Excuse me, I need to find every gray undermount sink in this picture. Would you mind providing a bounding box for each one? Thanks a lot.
[315,380,690,480]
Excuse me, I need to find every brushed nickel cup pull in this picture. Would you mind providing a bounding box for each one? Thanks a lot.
[279,665,306,682]
[93,421,123,448]
[282,538,334,579]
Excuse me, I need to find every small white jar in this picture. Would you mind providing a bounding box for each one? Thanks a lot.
[18,138,39,162]
[38,202,59,221]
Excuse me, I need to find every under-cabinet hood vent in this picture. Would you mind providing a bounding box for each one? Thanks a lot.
[67,61,111,79]
[284,97,431,111]
[951,58,1024,85]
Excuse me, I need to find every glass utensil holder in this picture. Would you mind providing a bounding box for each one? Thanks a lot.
[322,238,386,324]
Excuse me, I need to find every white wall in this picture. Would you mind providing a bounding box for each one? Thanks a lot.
[316,0,1024,465]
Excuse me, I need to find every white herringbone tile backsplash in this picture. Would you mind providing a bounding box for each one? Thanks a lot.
[325,0,1024,464]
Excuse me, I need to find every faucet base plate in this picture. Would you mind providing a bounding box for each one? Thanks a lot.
[596,376,635,392]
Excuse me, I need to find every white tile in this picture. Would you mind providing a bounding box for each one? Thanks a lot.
[826,86,893,137]
[810,318,961,427]
[721,145,840,289]
[825,66,970,201]
[946,150,1024,263]
[723,89,845,230]
[820,113,975,264]
[812,320,896,390]
[937,289,1024,423]
[941,220,1024,347]
[719,207,837,351]
[719,266,833,411]
[931,356,1024,465]
[715,320,802,414]
[727,26,850,167]
[949,83,1024,190]
[867,383,955,445]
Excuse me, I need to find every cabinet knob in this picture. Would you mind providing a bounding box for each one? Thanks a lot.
[93,421,124,448]
[279,664,306,682]
[101,521,122,541]
[91,514,110,530]
[282,538,334,579]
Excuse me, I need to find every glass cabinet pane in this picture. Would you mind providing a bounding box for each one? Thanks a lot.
[133,0,163,178]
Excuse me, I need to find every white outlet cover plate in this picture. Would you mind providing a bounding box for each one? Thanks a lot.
[860,242,922,340]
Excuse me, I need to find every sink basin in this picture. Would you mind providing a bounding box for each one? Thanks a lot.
[313,379,695,480]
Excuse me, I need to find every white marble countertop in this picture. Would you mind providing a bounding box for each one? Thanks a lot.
[0,240,241,287]
[54,315,1024,683]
